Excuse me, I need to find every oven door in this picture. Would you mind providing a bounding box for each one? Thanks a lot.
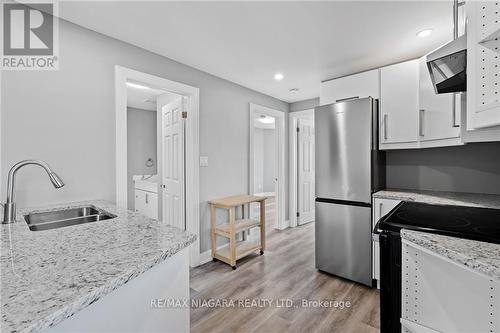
[379,230,402,333]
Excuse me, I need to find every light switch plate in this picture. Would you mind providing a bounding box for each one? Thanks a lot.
[199,156,209,167]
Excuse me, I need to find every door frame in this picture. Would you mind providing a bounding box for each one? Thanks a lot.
[114,65,200,267]
[248,103,287,230]
[289,109,314,228]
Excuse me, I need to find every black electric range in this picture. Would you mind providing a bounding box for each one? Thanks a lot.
[379,201,500,244]
[377,201,500,333]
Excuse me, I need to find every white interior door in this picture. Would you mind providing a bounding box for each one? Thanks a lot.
[297,118,315,225]
[158,95,185,230]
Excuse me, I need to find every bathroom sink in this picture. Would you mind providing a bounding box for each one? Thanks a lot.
[24,205,116,231]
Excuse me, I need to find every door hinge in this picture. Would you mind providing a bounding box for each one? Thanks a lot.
[296,212,300,217]
[182,111,188,119]
[296,127,300,132]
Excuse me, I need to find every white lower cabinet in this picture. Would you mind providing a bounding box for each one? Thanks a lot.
[372,198,401,285]
[135,189,158,220]
[45,248,190,333]
[401,240,499,333]
[400,318,440,333]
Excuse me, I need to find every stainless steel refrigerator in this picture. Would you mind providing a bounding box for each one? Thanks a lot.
[314,97,385,287]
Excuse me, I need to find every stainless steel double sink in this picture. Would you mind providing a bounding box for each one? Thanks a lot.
[24,205,116,231]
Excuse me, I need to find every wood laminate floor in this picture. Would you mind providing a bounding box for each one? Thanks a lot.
[190,223,380,333]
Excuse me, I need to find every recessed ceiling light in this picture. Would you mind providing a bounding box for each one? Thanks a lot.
[416,29,433,38]
[258,115,275,124]
[126,82,149,89]
[274,73,284,81]
[289,88,299,94]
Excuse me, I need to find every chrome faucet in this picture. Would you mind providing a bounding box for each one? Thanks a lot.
[2,160,65,224]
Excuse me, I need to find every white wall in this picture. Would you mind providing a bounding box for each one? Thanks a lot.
[127,107,157,210]
[1,17,289,253]
[290,97,319,112]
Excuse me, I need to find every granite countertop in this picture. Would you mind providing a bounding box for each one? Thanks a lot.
[401,229,500,280]
[0,200,196,333]
[373,188,500,209]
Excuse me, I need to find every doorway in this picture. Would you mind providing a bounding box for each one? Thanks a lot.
[115,66,200,266]
[125,80,180,222]
[249,103,286,231]
[289,109,315,227]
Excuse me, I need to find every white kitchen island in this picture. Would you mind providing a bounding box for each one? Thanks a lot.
[0,201,196,333]
[400,229,500,333]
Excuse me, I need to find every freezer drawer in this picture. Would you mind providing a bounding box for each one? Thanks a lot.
[315,200,372,286]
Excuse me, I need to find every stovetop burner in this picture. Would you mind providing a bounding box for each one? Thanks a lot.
[379,201,500,244]
[394,211,472,230]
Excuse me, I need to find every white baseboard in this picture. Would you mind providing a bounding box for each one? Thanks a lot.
[277,219,290,230]
[197,249,213,266]
[197,243,227,266]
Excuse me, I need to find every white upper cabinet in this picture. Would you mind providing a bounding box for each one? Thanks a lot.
[320,69,379,105]
[379,60,420,147]
[464,1,500,142]
[418,56,462,145]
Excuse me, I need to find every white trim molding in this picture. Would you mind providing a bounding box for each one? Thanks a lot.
[248,103,286,231]
[114,65,200,267]
[288,109,314,228]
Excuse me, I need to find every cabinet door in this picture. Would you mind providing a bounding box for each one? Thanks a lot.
[320,69,379,105]
[402,241,500,333]
[372,198,401,282]
[465,1,500,138]
[373,198,401,228]
[135,190,146,214]
[380,60,419,144]
[145,192,158,220]
[418,57,461,142]
[135,190,158,220]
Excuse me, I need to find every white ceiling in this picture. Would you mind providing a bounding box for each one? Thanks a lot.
[126,81,179,111]
[58,1,454,103]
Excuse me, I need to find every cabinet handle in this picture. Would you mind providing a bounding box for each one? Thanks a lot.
[452,93,460,127]
[145,193,149,204]
[383,114,388,140]
[379,202,383,219]
[336,96,359,103]
[419,109,425,136]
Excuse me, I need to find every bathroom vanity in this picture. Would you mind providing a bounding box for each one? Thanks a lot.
[133,175,159,220]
